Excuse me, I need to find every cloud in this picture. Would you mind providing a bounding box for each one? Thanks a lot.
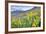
[11,6,34,11]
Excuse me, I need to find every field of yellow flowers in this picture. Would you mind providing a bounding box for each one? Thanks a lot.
[11,7,41,28]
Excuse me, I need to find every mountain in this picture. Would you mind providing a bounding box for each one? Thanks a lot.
[11,7,40,17]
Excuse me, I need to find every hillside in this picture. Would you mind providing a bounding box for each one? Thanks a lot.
[11,7,41,28]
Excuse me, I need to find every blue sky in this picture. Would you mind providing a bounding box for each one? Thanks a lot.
[11,5,34,12]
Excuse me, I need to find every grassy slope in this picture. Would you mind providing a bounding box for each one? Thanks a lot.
[11,7,41,28]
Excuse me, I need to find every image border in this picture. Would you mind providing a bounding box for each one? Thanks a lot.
[8,3,43,31]
[5,1,45,34]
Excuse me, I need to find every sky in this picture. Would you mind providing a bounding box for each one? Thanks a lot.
[11,5,34,12]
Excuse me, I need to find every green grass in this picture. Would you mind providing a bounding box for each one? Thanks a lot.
[11,8,41,28]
